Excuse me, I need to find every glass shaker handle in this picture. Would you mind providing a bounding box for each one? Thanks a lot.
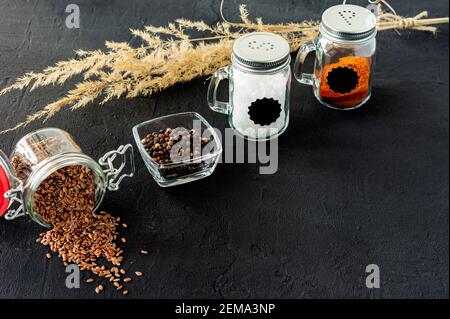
[4,181,25,220]
[294,41,316,86]
[207,66,231,115]
[99,144,135,192]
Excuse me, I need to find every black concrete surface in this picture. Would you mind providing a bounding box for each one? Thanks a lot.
[0,0,448,298]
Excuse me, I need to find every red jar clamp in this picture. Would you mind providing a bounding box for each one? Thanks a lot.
[0,150,13,217]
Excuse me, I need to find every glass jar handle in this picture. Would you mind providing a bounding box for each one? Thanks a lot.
[4,180,25,220]
[294,41,316,86]
[207,66,231,115]
[99,144,135,192]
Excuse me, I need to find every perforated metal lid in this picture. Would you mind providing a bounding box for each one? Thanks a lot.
[232,32,291,73]
[320,4,377,43]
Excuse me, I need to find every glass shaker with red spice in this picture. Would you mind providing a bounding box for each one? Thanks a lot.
[294,4,377,110]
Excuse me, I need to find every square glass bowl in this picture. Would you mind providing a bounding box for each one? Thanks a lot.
[133,112,222,187]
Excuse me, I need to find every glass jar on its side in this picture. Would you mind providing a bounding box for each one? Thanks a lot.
[0,128,134,227]
[294,4,377,110]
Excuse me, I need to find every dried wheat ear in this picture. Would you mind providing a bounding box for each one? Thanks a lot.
[0,4,447,134]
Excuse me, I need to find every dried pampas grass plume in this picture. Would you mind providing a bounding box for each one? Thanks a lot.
[0,3,448,134]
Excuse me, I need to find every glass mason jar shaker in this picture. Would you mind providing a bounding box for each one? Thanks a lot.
[208,32,291,141]
[294,4,377,110]
[0,128,134,227]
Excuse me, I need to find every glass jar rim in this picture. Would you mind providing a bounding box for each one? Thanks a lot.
[23,152,107,228]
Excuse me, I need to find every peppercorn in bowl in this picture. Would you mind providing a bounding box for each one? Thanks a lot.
[132,112,222,187]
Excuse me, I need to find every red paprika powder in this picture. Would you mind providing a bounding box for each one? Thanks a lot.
[319,56,371,108]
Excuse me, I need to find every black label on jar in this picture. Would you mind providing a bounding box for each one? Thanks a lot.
[248,98,282,126]
[326,67,359,93]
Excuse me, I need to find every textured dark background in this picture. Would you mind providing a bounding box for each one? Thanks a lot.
[0,0,448,299]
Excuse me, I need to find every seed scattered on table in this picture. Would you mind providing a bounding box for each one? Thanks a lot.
[122,290,129,296]
[121,237,126,243]
[140,250,149,255]
[135,271,143,277]
[14,139,145,296]
[123,277,132,283]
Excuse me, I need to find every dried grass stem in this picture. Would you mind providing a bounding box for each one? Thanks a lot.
[0,4,447,134]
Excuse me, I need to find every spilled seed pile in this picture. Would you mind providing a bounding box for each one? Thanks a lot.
[33,168,145,295]
[12,138,145,295]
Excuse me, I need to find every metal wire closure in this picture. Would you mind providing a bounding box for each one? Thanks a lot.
[99,144,135,192]
[4,179,25,220]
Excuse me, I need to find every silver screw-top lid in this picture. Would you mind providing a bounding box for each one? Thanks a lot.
[232,32,291,73]
[320,4,377,43]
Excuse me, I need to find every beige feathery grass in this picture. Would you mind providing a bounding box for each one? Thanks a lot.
[0,3,448,134]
